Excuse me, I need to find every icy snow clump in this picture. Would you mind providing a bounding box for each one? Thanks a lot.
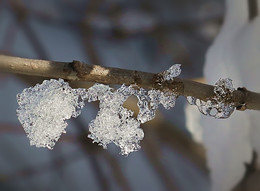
[16,63,182,155]
[87,82,178,155]
[87,84,144,156]
[161,64,181,81]
[136,89,177,123]
[131,64,181,123]
[17,79,86,149]
[187,78,235,119]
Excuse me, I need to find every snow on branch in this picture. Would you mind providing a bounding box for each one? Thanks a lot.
[1,54,260,155]
[1,54,259,111]
[16,79,86,149]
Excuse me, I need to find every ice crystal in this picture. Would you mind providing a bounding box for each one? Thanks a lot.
[88,84,144,156]
[16,72,180,154]
[133,89,177,123]
[187,96,196,105]
[133,64,181,123]
[135,88,155,123]
[162,64,181,81]
[186,78,235,119]
[214,78,235,99]
[149,90,177,110]
[16,79,86,149]
[86,83,113,102]
[87,83,177,155]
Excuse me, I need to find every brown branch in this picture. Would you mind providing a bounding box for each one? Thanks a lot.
[0,54,260,110]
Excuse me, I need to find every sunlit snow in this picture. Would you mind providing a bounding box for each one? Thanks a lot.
[16,79,86,149]
[16,64,181,155]
[161,64,181,81]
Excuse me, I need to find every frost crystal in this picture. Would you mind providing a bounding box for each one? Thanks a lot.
[86,83,113,102]
[87,84,144,156]
[149,90,177,110]
[161,64,181,81]
[87,83,177,155]
[187,96,196,105]
[135,88,155,123]
[214,78,235,98]
[17,79,86,149]
[134,89,177,123]
[186,78,235,119]
[133,64,180,123]
[16,73,179,154]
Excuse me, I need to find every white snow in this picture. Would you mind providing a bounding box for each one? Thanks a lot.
[16,79,86,149]
[135,88,177,123]
[87,84,144,156]
[87,83,178,155]
[186,0,260,190]
[161,64,181,81]
[16,64,181,155]
[148,89,176,110]
[135,64,181,123]
[87,63,182,155]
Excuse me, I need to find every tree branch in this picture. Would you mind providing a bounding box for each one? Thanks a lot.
[1,54,260,111]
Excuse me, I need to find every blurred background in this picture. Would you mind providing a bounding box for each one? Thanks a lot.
[0,0,225,190]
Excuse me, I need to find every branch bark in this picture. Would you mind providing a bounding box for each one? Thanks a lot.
[0,54,260,111]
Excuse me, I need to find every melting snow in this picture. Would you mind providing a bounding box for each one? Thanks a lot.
[186,78,235,119]
[16,64,181,155]
[16,79,86,149]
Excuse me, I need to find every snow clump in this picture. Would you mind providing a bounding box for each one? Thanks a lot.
[17,79,86,149]
[186,78,235,119]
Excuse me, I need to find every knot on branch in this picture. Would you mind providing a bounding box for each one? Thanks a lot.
[70,60,91,79]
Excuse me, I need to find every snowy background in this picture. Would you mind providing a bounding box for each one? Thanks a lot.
[0,0,226,190]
